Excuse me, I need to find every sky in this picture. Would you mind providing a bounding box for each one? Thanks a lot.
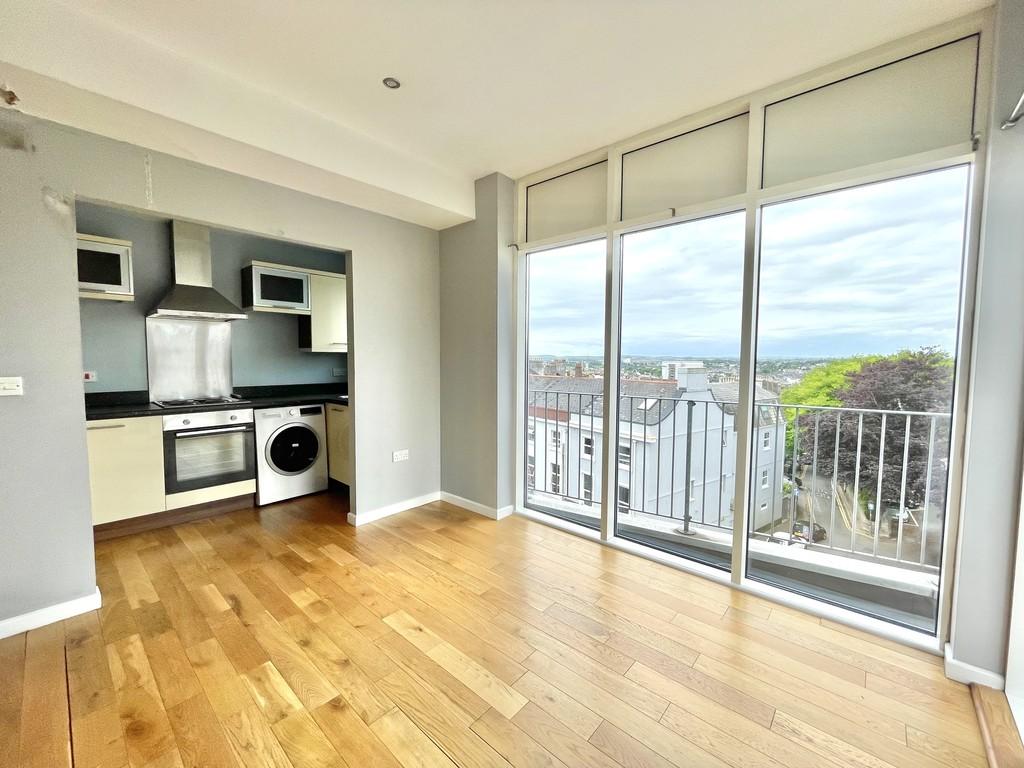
[527,164,970,360]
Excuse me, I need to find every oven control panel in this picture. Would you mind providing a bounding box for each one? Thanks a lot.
[162,408,254,432]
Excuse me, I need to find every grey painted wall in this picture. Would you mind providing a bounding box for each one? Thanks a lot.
[0,119,97,621]
[76,202,347,392]
[439,173,516,511]
[0,110,441,622]
[949,0,1024,677]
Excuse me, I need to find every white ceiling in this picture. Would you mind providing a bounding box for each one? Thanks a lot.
[1,0,992,228]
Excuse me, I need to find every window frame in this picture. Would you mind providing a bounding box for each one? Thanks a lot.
[513,11,992,652]
[617,443,631,468]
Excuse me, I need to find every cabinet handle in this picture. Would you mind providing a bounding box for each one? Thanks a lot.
[87,423,126,430]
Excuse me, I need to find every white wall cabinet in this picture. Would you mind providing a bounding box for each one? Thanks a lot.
[86,416,165,524]
[326,403,351,485]
[300,274,348,352]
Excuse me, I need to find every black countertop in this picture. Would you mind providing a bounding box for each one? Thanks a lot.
[85,384,349,421]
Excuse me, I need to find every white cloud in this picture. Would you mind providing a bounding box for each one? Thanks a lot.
[527,165,970,359]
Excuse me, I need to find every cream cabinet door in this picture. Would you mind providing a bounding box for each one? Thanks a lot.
[309,274,348,352]
[326,404,351,485]
[86,416,165,525]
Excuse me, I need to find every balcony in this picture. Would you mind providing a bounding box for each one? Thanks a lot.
[525,385,951,632]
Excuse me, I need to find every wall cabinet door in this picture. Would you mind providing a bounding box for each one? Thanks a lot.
[86,416,165,524]
[305,274,348,352]
[326,404,351,485]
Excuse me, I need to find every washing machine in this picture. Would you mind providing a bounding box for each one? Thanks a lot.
[255,404,328,505]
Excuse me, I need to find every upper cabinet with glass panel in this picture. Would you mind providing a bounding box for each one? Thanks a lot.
[620,113,749,220]
[762,36,978,188]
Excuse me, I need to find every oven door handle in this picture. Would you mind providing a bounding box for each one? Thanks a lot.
[175,426,252,438]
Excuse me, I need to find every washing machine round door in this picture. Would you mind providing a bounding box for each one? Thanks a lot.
[267,424,320,476]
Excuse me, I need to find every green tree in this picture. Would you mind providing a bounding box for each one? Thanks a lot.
[786,348,953,514]
[777,356,880,457]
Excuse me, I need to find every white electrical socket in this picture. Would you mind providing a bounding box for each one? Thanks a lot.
[392,449,409,463]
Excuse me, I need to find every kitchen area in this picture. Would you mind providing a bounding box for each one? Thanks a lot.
[77,202,352,537]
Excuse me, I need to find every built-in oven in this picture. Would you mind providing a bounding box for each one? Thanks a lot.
[162,409,255,494]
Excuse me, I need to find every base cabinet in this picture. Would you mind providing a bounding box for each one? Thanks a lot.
[326,404,351,485]
[86,416,165,525]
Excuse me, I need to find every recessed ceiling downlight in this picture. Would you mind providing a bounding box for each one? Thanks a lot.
[382,77,401,89]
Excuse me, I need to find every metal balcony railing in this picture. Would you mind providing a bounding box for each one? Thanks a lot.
[525,388,951,571]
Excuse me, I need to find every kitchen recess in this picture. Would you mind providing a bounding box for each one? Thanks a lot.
[78,203,352,536]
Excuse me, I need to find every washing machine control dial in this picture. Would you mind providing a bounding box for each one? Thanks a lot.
[288,408,297,416]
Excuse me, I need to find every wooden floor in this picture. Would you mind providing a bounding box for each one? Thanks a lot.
[0,493,991,768]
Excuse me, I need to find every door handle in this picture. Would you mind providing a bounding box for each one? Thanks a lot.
[86,423,126,430]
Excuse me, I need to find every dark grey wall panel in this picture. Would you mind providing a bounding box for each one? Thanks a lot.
[76,202,347,392]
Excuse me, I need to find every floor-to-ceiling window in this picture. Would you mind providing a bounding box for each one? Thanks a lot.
[515,24,985,640]
[747,166,970,631]
[524,239,606,529]
[615,212,745,570]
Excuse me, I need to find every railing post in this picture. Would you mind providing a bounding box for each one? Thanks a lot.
[682,400,696,536]
[896,414,911,562]
[829,412,841,549]
[873,413,887,557]
[920,416,937,565]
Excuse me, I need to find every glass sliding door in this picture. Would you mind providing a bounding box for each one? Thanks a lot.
[615,212,745,569]
[524,239,607,528]
[747,166,970,631]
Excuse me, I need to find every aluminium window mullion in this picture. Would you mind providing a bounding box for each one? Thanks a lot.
[731,91,767,582]
[599,234,621,541]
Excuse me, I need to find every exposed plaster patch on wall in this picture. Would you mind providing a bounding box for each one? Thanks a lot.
[41,186,73,220]
[0,85,18,105]
[144,154,154,208]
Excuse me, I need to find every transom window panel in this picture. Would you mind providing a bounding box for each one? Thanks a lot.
[621,113,749,220]
[762,36,978,188]
[526,161,608,241]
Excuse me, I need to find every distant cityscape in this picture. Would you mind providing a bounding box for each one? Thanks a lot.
[527,355,832,394]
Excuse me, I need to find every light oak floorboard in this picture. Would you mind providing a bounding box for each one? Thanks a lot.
[5,496,990,768]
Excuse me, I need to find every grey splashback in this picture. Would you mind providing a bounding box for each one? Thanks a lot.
[77,202,347,392]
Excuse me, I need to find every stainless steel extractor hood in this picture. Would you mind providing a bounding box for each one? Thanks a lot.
[148,220,247,321]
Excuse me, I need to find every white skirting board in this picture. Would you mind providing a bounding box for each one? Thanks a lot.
[346,491,516,526]
[440,492,514,520]
[944,643,1006,689]
[0,587,101,640]
[347,491,442,526]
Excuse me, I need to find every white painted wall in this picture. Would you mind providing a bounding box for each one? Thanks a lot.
[0,109,441,622]
[948,0,1024,681]
[1007,462,1024,726]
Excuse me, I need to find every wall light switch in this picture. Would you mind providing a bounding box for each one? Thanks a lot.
[392,449,409,463]
[0,376,24,396]
[83,371,98,382]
